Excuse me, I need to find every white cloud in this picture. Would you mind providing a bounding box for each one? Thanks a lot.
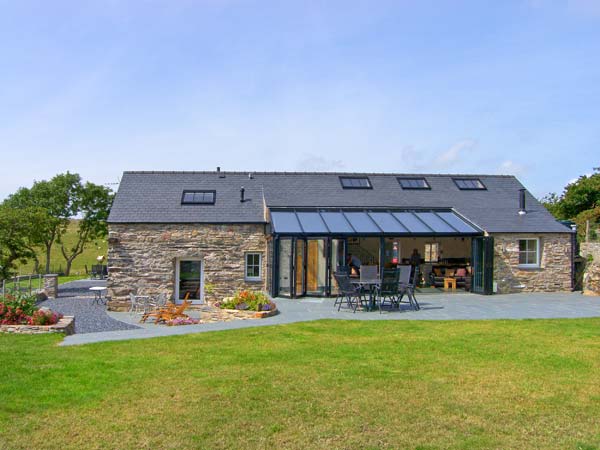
[295,154,346,171]
[497,160,527,176]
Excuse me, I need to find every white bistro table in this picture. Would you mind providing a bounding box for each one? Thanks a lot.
[89,286,108,305]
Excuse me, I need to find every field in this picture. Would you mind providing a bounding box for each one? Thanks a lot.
[16,220,108,276]
[1,319,599,449]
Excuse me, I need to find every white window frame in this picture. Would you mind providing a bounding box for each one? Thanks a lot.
[175,258,204,304]
[245,252,262,281]
[517,238,540,268]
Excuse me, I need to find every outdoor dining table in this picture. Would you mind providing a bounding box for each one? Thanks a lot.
[352,279,380,311]
[89,286,107,305]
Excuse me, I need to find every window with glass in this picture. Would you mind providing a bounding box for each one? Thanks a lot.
[245,253,262,280]
[397,177,430,189]
[181,190,216,204]
[453,178,486,190]
[518,239,539,267]
[339,176,372,189]
[424,243,440,262]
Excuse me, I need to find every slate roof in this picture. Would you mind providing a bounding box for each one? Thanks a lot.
[108,171,572,234]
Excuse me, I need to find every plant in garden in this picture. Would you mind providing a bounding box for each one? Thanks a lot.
[215,290,276,312]
[0,292,61,326]
[166,317,199,326]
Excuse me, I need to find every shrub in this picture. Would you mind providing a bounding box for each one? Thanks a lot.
[215,290,276,312]
[29,309,63,326]
[166,317,199,326]
[0,292,61,326]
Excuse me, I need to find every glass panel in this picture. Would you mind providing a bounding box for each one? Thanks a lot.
[178,260,201,300]
[369,212,408,233]
[330,239,345,295]
[392,212,431,233]
[344,212,380,233]
[340,177,370,188]
[306,239,327,295]
[519,240,527,251]
[398,178,428,189]
[278,240,292,296]
[182,192,195,203]
[454,178,485,189]
[296,212,328,233]
[295,239,305,296]
[436,212,478,233]
[415,212,456,233]
[271,211,302,233]
[321,212,354,233]
[246,253,261,278]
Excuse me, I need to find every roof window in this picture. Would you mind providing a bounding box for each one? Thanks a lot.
[397,177,430,190]
[339,176,372,189]
[453,178,486,190]
[181,190,216,204]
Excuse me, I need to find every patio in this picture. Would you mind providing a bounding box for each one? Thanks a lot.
[60,290,600,346]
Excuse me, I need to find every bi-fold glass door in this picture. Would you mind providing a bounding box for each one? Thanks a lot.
[276,237,346,298]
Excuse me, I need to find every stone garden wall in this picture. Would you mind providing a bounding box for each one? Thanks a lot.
[107,223,269,311]
[492,233,572,294]
[0,316,75,335]
[580,242,600,295]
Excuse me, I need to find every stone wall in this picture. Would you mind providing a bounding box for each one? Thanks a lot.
[107,223,268,311]
[580,242,600,295]
[492,233,572,293]
[0,316,75,335]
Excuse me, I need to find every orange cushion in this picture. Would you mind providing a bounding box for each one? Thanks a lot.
[433,268,442,276]
[445,268,455,277]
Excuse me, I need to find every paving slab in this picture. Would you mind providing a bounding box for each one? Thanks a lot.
[60,291,600,346]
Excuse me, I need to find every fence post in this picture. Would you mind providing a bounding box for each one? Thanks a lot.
[44,274,59,299]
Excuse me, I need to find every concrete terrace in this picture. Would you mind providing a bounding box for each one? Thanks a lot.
[58,287,600,346]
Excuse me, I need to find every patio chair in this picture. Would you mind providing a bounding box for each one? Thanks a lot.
[398,265,420,311]
[378,268,400,313]
[333,272,365,313]
[140,300,192,324]
[129,293,147,315]
[360,265,378,282]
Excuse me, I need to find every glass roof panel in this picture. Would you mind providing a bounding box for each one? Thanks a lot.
[392,212,431,233]
[343,212,380,233]
[296,212,328,233]
[320,211,354,233]
[368,212,408,233]
[270,211,302,233]
[436,211,479,233]
[414,212,456,233]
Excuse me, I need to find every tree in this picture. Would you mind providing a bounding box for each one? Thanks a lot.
[0,205,48,279]
[60,182,113,276]
[4,173,81,273]
[559,169,600,219]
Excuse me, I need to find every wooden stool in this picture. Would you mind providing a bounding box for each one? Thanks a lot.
[443,277,456,290]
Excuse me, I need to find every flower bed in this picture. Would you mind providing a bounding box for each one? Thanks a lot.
[0,292,65,333]
[214,290,278,318]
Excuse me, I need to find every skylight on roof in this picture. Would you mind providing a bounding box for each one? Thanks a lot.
[453,178,486,190]
[397,177,430,190]
[339,176,372,189]
[181,190,216,204]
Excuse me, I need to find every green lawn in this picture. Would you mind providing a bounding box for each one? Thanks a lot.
[2,274,89,292]
[16,220,107,276]
[1,319,599,449]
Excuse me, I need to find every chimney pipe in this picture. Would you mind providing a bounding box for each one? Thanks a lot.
[240,186,245,202]
[518,188,527,215]
[217,166,220,173]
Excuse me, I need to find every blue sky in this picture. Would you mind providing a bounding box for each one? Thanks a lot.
[1,0,599,199]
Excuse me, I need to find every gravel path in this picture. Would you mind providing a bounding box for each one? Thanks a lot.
[39,279,139,334]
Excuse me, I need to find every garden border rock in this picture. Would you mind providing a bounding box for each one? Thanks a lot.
[0,316,75,335]
[216,307,278,319]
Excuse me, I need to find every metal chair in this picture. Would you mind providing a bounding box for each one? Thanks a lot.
[398,265,420,311]
[333,272,365,313]
[378,268,400,313]
[360,265,378,281]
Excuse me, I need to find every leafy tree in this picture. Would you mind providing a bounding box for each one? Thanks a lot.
[60,182,113,276]
[559,169,600,219]
[0,205,48,279]
[540,192,563,218]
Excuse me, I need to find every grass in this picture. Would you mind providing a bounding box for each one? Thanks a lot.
[1,319,600,449]
[16,220,107,276]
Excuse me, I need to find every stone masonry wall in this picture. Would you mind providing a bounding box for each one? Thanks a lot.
[492,233,572,294]
[580,242,600,295]
[107,223,268,311]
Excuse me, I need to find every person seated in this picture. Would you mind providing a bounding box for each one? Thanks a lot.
[346,253,362,277]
